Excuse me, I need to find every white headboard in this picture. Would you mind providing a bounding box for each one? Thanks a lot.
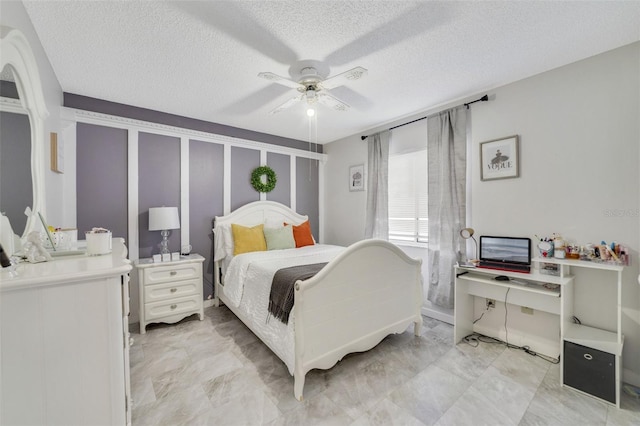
[214,201,308,228]
[212,201,309,293]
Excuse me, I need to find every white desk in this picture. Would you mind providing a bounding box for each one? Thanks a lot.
[454,258,624,407]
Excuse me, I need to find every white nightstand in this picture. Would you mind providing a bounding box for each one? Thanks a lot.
[135,254,205,334]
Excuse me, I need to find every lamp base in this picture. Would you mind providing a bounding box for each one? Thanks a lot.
[160,229,170,254]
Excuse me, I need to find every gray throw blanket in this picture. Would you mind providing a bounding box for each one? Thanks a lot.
[268,262,327,324]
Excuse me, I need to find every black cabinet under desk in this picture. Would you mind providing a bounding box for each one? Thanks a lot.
[563,341,616,404]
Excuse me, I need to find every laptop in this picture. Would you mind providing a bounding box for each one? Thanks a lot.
[478,236,531,273]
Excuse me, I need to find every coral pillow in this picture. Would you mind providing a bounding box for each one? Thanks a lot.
[231,223,266,255]
[285,220,315,248]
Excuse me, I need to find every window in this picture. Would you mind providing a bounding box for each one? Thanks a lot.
[388,149,428,243]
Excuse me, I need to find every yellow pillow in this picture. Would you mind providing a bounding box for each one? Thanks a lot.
[231,223,267,255]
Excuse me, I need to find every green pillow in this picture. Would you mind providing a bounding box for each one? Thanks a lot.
[263,225,296,251]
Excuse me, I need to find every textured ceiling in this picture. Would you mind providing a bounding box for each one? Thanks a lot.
[22,0,640,144]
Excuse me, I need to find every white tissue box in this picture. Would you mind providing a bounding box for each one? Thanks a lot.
[161,253,170,262]
[171,252,180,261]
[152,254,161,263]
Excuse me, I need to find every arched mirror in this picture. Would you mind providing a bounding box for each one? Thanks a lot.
[0,27,48,249]
[1,65,32,237]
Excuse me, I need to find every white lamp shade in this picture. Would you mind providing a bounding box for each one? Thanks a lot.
[148,207,180,231]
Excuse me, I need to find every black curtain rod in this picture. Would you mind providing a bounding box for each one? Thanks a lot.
[361,94,488,140]
[463,94,489,109]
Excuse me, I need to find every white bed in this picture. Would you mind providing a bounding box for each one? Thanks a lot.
[213,201,423,400]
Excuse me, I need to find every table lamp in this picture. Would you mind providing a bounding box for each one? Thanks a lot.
[460,227,478,265]
[149,207,180,254]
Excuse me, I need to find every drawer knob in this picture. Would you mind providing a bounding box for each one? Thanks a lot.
[583,353,593,361]
[170,304,177,310]
[170,271,177,276]
[170,288,177,293]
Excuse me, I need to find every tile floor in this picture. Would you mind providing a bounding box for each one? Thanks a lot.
[130,306,640,425]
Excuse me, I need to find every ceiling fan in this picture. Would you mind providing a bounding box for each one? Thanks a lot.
[258,66,367,115]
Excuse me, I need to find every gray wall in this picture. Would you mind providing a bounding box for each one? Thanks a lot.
[138,132,181,259]
[189,139,224,299]
[76,123,128,239]
[0,111,32,234]
[74,108,321,303]
[266,152,291,207]
[230,146,260,212]
[0,81,20,99]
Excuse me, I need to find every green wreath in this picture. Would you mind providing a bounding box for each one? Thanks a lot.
[251,166,277,193]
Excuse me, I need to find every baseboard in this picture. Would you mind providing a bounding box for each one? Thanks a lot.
[624,367,640,388]
[421,305,453,325]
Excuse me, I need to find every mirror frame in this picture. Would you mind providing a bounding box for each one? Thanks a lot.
[0,27,49,240]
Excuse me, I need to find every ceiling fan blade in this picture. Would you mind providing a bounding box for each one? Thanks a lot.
[269,95,302,115]
[258,72,302,89]
[317,92,350,112]
[318,66,368,90]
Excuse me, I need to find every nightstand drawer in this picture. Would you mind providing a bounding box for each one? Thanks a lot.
[143,263,200,285]
[144,279,199,303]
[144,295,201,321]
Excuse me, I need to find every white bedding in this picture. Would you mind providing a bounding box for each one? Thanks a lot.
[222,244,345,372]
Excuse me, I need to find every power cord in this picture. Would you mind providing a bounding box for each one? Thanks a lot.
[463,286,560,364]
[473,306,490,324]
[462,332,560,364]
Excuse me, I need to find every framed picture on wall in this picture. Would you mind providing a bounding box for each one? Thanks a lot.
[349,164,365,191]
[480,135,519,181]
[50,132,64,174]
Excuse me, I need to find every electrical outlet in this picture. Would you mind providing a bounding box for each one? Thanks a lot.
[486,298,495,309]
[521,306,534,315]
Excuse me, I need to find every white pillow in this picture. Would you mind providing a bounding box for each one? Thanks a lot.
[213,224,234,262]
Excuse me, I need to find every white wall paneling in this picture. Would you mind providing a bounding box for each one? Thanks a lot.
[63,106,327,236]
[290,155,297,213]
[127,129,139,262]
[223,144,231,215]
[64,107,327,323]
[59,107,77,229]
[317,156,325,243]
[259,149,267,202]
[62,108,325,161]
[180,136,190,248]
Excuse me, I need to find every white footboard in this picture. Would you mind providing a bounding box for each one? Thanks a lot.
[292,239,423,400]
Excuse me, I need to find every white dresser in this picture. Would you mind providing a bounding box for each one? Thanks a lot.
[0,238,133,425]
[135,254,205,333]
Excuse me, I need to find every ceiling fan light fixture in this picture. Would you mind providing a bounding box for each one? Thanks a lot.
[305,87,317,102]
[259,65,365,115]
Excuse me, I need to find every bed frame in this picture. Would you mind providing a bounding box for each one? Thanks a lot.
[213,201,423,400]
